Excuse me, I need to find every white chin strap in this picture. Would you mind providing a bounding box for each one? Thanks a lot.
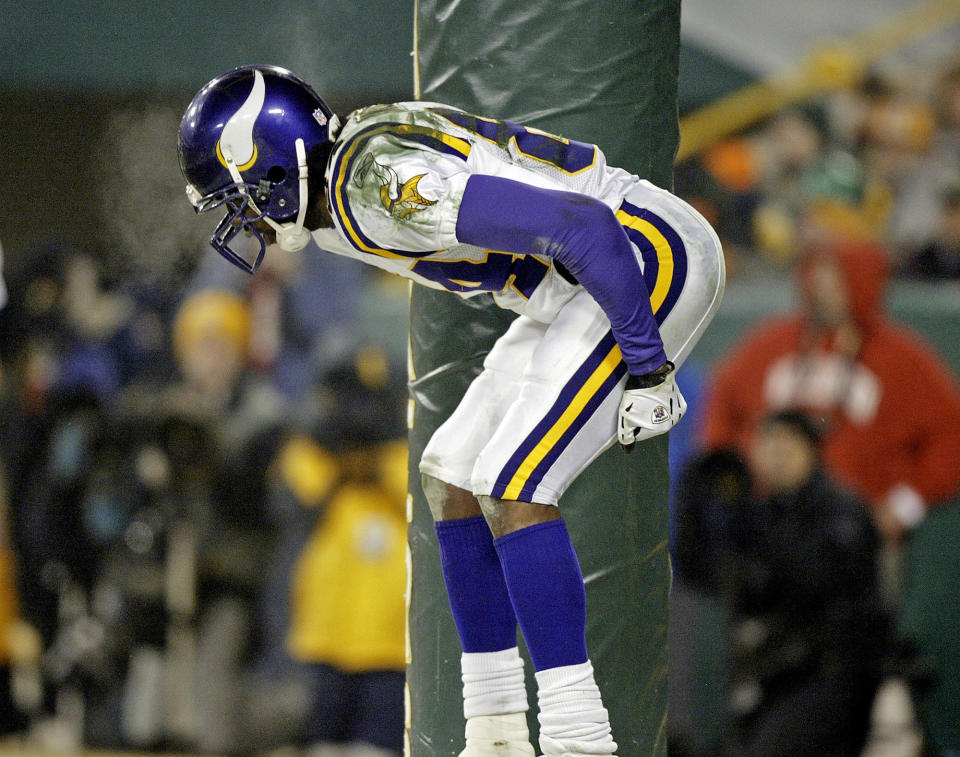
[222,138,312,252]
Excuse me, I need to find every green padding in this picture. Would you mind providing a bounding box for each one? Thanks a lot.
[899,499,960,751]
[416,0,680,187]
[408,2,681,756]
[407,290,516,757]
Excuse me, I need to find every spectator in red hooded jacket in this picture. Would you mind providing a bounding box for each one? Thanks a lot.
[700,213,960,551]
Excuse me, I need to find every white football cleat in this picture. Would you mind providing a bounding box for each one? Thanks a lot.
[458,713,536,757]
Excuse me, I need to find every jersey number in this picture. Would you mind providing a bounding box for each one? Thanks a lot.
[412,252,550,298]
[429,108,596,175]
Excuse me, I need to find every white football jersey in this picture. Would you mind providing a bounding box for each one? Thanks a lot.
[317,102,656,324]
[314,103,726,505]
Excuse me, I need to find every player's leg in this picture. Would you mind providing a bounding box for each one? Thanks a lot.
[420,315,548,757]
[460,291,618,756]
[422,474,531,747]
[423,475,564,757]
[422,185,725,756]
[468,236,722,756]
[476,492,614,757]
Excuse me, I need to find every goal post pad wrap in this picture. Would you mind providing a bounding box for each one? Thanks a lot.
[408,3,680,756]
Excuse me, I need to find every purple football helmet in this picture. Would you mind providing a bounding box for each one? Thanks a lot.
[177,65,339,272]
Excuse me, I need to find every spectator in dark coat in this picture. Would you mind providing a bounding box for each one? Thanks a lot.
[675,411,888,757]
[719,410,887,757]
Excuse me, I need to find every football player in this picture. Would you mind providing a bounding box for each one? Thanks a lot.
[177,65,725,757]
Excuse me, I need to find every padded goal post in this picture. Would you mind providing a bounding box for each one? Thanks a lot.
[407,3,681,756]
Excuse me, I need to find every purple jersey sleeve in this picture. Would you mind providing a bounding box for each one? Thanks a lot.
[455,174,667,375]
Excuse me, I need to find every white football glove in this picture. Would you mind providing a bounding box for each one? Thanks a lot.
[618,363,686,452]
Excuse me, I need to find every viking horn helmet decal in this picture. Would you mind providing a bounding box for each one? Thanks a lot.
[216,69,265,172]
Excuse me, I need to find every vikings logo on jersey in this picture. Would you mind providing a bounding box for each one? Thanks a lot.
[381,173,436,219]
[354,153,438,220]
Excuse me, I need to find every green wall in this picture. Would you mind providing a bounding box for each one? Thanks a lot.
[0,0,413,104]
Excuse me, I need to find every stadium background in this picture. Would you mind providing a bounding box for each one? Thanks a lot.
[1,0,958,366]
[0,0,959,755]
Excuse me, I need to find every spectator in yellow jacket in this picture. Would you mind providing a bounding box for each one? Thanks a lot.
[279,346,407,757]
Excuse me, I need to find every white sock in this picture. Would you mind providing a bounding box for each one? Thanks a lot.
[461,647,529,718]
[535,661,617,756]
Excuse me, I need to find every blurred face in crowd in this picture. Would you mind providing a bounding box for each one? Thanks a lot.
[258,239,301,280]
[173,290,250,402]
[179,329,244,400]
[768,112,822,175]
[941,194,960,247]
[806,255,850,329]
[752,421,818,494]
[940,72,960,131]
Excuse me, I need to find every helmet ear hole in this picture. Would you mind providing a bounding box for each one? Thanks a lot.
[267,165,287,183]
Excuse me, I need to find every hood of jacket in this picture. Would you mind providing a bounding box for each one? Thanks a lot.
[797,236,891,335]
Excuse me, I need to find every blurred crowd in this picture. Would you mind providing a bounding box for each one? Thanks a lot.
[676,57,960,281]
[0,234,410,755]
[0,49,959,757]
[668,53,960,757]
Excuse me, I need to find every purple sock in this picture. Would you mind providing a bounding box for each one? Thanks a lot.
[494,519,589,671]
[435,516,518,653]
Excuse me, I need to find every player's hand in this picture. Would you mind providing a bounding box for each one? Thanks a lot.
[618,362,686,452]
